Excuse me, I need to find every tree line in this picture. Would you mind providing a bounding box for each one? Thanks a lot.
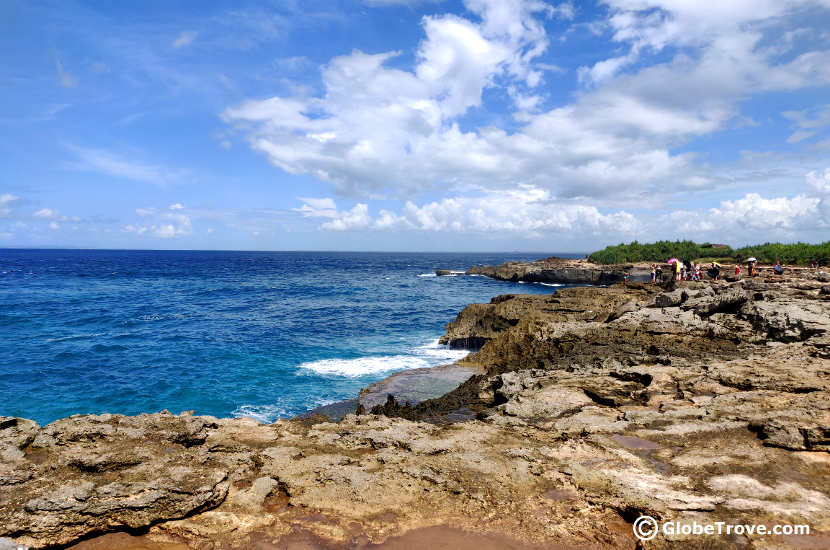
[588,240,830,266]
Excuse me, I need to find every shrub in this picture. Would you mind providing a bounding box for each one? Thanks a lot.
[588,241,830,266]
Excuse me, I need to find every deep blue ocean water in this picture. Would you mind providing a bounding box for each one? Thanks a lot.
[0,250,582,425]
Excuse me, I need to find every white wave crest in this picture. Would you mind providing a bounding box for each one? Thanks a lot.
[300,355,431,377]
[45,332,106,343]
[301,340,469,378]
[415,339,470,362]
[231,404,289,424]
[418,273,437,277]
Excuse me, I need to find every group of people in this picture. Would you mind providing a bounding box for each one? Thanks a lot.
[648,258,788,284]
[649,260,711,283]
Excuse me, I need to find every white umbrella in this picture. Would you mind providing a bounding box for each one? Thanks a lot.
[745,257,757,262]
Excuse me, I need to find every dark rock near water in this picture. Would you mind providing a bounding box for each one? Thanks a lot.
[466,257,650,285]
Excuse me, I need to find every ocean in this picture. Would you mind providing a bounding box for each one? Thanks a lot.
[0,250,581,425]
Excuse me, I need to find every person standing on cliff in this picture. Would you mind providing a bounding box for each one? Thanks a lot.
[650,264,656,284]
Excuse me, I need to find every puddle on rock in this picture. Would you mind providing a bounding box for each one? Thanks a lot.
[610,434,660,450]
[610,434,671,474]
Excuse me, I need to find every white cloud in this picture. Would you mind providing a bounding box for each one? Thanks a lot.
[321,204,374,231]
[295,168,830,242]
[173,30,198,49]
[225,0,830,208]
[32,208,77,223]
[152,214,192,238]
[688,194,821,233]
[124,208,192,238]
[224,0,560,196]
[783,105,830,143]
[0,194,18,218]
[807,168,830,194]
[297,187,638,237]
[580,0,830,84]
[65,144,179,186]
[55,58,77,87]
[124,224,148,235]
[293,197,339,219]
[33,208,57,219]
[363,0,443,6]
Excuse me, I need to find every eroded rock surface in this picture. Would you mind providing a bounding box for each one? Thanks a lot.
[466,257,651,285]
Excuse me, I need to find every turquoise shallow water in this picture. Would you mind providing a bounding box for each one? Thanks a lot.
[0,250,580,424]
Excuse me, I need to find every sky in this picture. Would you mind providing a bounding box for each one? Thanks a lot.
[2,0,830,252]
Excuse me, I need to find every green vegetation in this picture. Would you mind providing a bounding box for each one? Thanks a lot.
[588,241,734,264]
[734,242,830,266]
[588,240,830,266]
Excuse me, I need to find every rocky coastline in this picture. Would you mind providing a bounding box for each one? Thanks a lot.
[463,256,652,284]
[2,268,829,549]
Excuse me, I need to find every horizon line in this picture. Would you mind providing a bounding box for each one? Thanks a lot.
[0,246,589,255]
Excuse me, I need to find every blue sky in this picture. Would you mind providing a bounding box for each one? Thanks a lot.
[2,0,830,251]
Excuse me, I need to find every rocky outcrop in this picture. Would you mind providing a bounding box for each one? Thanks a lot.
[467,257,651,284]
[372,279,830,546]
[439,285,659,349]
[2,278,829,549]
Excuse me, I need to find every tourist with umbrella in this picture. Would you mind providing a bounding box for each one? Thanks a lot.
[746,257,757,277]
[668,258,681,281]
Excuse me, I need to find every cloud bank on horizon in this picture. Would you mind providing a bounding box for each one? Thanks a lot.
[2,0,830,251]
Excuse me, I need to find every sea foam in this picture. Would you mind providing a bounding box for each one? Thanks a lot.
[231,404,290,423]
[300,355,430,377]
[300,340,469,377]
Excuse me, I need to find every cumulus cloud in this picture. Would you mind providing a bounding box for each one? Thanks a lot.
[225,0,830,208]
[807,168,830,194]
[296,166,830,242]
[224,0,571,197]
[580,0,830,84]
[297,187,638,237]
[32,208,78,223]
[124,206,193,238]
[670,194,822,236]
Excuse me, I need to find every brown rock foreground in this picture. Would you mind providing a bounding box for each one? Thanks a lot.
[2,277,830,549]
